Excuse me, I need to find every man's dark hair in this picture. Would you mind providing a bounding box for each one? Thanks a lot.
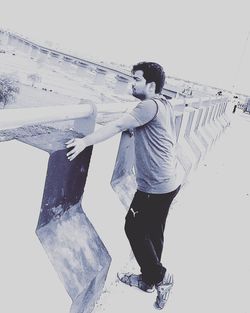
[132,62,166,94]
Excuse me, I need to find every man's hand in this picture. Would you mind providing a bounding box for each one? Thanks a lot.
[65,112,141,161]
[66,138,87,161]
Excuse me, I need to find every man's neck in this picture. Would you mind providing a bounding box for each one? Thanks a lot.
[145,92,159,100]
[150,93,161,100]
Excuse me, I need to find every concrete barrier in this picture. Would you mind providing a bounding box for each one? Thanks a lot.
[76,61,89,77]
[206,102,220,146]
[198,105,212,152]
[114,74,130,95]
[20,39,29,53]
[208,101,225,145]
[31,45,40,59]
[23,41,31,54]
[187,109,204,162]
[48,51,61,66]
[175,108,199,181]
[62,56,75,72]
[191,106,207,158]
[201,102,215,150]
[0,30,6,45]
[0,103,112,313]
[175,111,193,183]
[12,35,20,49]
[216,100,228,133]
[184,108,203,167]
[212,100,224,139]
[7,33,13,46]
[0,95,232,313]
[111,130,136,209]
[76,61,93,82]
[93,67,108,86]
[170,97,230,184]
[37,48,49,65]
[221,99,231,127]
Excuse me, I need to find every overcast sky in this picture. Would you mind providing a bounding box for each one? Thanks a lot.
[1,0,250,95]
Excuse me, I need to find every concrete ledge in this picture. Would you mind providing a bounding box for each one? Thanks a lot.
[0,104,94,131]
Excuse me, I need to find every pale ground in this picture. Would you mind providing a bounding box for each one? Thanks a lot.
[0,109,249,313]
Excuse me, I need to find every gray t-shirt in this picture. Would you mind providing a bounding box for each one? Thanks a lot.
[129,96,180,194]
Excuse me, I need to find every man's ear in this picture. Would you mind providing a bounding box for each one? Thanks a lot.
[148,81,156,92]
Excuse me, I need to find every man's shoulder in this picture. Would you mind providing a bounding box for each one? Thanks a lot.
[134,98,158,111]
[154,96,173,110]
[130,99,158,126]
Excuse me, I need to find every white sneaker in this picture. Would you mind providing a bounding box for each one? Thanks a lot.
[117,272,155,293]
[154,272,174,310]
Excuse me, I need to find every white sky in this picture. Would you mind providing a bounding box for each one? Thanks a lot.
[1,0,250,95]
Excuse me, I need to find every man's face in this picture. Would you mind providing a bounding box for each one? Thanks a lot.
[132,70,147,100]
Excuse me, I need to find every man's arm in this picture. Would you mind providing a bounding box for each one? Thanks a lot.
[66,113,141,161]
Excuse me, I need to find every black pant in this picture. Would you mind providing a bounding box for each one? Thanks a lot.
[124,185,180,285]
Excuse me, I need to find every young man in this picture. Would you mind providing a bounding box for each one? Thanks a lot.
[66,62,181,310]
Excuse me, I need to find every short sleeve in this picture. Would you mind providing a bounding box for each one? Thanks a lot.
[129,100,158,126]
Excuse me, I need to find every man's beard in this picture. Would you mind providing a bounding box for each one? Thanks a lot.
[132,89,146,100]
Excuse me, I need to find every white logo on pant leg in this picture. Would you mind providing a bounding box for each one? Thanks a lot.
[130,208,139,218]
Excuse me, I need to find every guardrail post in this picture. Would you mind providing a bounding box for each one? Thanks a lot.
[210,100,221,141]
[111,130,137,209]
[94,67,107,85]
[0,103,112,313]
[16,38,23,51]
[175,110,193,183]
[221,99,230,127]
[214,101,224,137]
[37,48,49,65]
[62,56,75,72]
[184,108,203,167]
[30,45,40,59]
[18,39,25,53]
[202,100,215,150]
[76,61,91,79]
[7,33,12,46]
[24,41,31,54]
[207,101,219,146]
[193,106,208,157]
[217,100,227,132]
[114,74,130,95]
[0,30,6,45]
[48,51,61,66]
